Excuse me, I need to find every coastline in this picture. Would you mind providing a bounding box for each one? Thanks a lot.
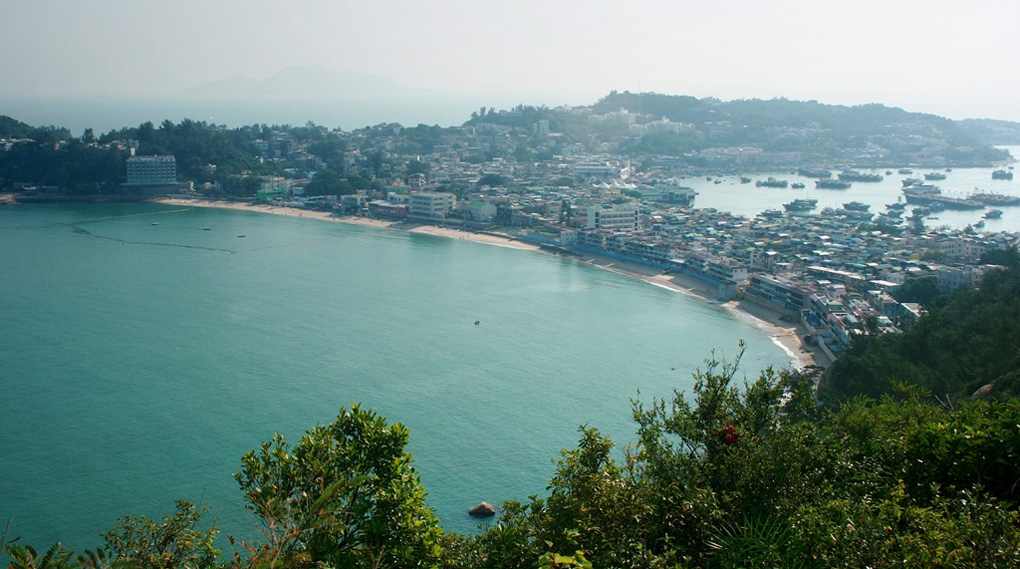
[154,197,824,369]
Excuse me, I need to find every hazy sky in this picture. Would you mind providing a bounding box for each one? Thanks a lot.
[3,0,1019,121]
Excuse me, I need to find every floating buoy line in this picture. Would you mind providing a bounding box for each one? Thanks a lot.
[60,207,352,254]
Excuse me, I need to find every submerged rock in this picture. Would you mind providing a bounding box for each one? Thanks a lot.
[468,502,496,517]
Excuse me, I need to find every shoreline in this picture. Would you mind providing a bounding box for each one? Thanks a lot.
[153,197,825,369]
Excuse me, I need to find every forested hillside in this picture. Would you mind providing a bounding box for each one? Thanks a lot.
[823,257,1020,402]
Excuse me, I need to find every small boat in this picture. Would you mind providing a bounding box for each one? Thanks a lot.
[992,169,1013,180]
[898,168,913,174]
[925,172,947,180]
[237,234,246,238]
[739,176,751,184]
[203,227,212,230]
[791,182,806,189]
[151,222,159,225]
[984,209,1003,219]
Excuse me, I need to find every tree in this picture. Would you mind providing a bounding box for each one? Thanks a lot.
[103,501,219,569]
[304,168,351,197]
[892,276,942,306]
[477,173,505,187]
[234,405,447,569]
[405,160,430,176]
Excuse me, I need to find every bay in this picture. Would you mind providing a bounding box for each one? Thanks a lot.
[683,152,1020,233]
[1,203,794,551]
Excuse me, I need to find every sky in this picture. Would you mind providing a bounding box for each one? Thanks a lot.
[3,0,1020,123]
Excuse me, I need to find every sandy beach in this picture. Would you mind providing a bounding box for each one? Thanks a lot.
[154,197,825,369]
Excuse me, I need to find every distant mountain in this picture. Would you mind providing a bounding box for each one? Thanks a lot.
[179,66,430,100]
[956,118,1020,146]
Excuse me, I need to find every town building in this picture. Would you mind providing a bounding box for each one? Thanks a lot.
[586,203,639,232]
[409,191,456,222]
[126,155,176,186]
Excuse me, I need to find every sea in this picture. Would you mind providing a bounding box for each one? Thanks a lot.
[1,202,796,552]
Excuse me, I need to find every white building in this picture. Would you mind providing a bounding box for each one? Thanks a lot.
[586,203,639,232]
[409,192,456,221]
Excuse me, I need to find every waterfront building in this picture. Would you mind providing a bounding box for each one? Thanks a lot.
[409,191,456,221]
[126,155,176,185]
[586,203,639,231]
[368,200,409,219]
[744,274,813,314]
[123,155,182,194]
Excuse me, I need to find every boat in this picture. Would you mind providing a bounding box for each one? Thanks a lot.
[815,179,852,189]
[797,168,831,178]
[828,208,874,221]
[902,186,983,210]
[968,190,1020,206]
[756,177,789,188]
[974,220,986,229]
[984,209,1003,219]
[791,182,806,189]
[842,201,871,212]
[898,168,914,174]
[838,170,883,182]
[783,198,818,212]
[902,178,939,190]
[739,176,752,184]
[759,208,784,218]
[924,172,947,180]
[992,169,1013,180]
[873,214,904,225]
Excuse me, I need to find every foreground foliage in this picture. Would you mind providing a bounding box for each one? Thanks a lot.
[825,263,1020,401]
[5,354,1020,568]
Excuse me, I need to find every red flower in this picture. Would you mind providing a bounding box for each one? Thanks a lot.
[714,425,739,445]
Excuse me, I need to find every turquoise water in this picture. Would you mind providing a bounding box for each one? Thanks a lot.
[0,203,794,551]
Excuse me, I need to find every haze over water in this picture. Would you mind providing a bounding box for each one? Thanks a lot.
[1,203,793,551]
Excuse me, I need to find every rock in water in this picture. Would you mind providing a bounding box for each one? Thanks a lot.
[468,502,496,517]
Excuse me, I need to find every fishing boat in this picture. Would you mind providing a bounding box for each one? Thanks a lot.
[756,177,789,188]
[838,170,883,182]
[816,179,852,189]
[797,168,831,178]
[783,198,818,212]
[984,209,1003,219]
